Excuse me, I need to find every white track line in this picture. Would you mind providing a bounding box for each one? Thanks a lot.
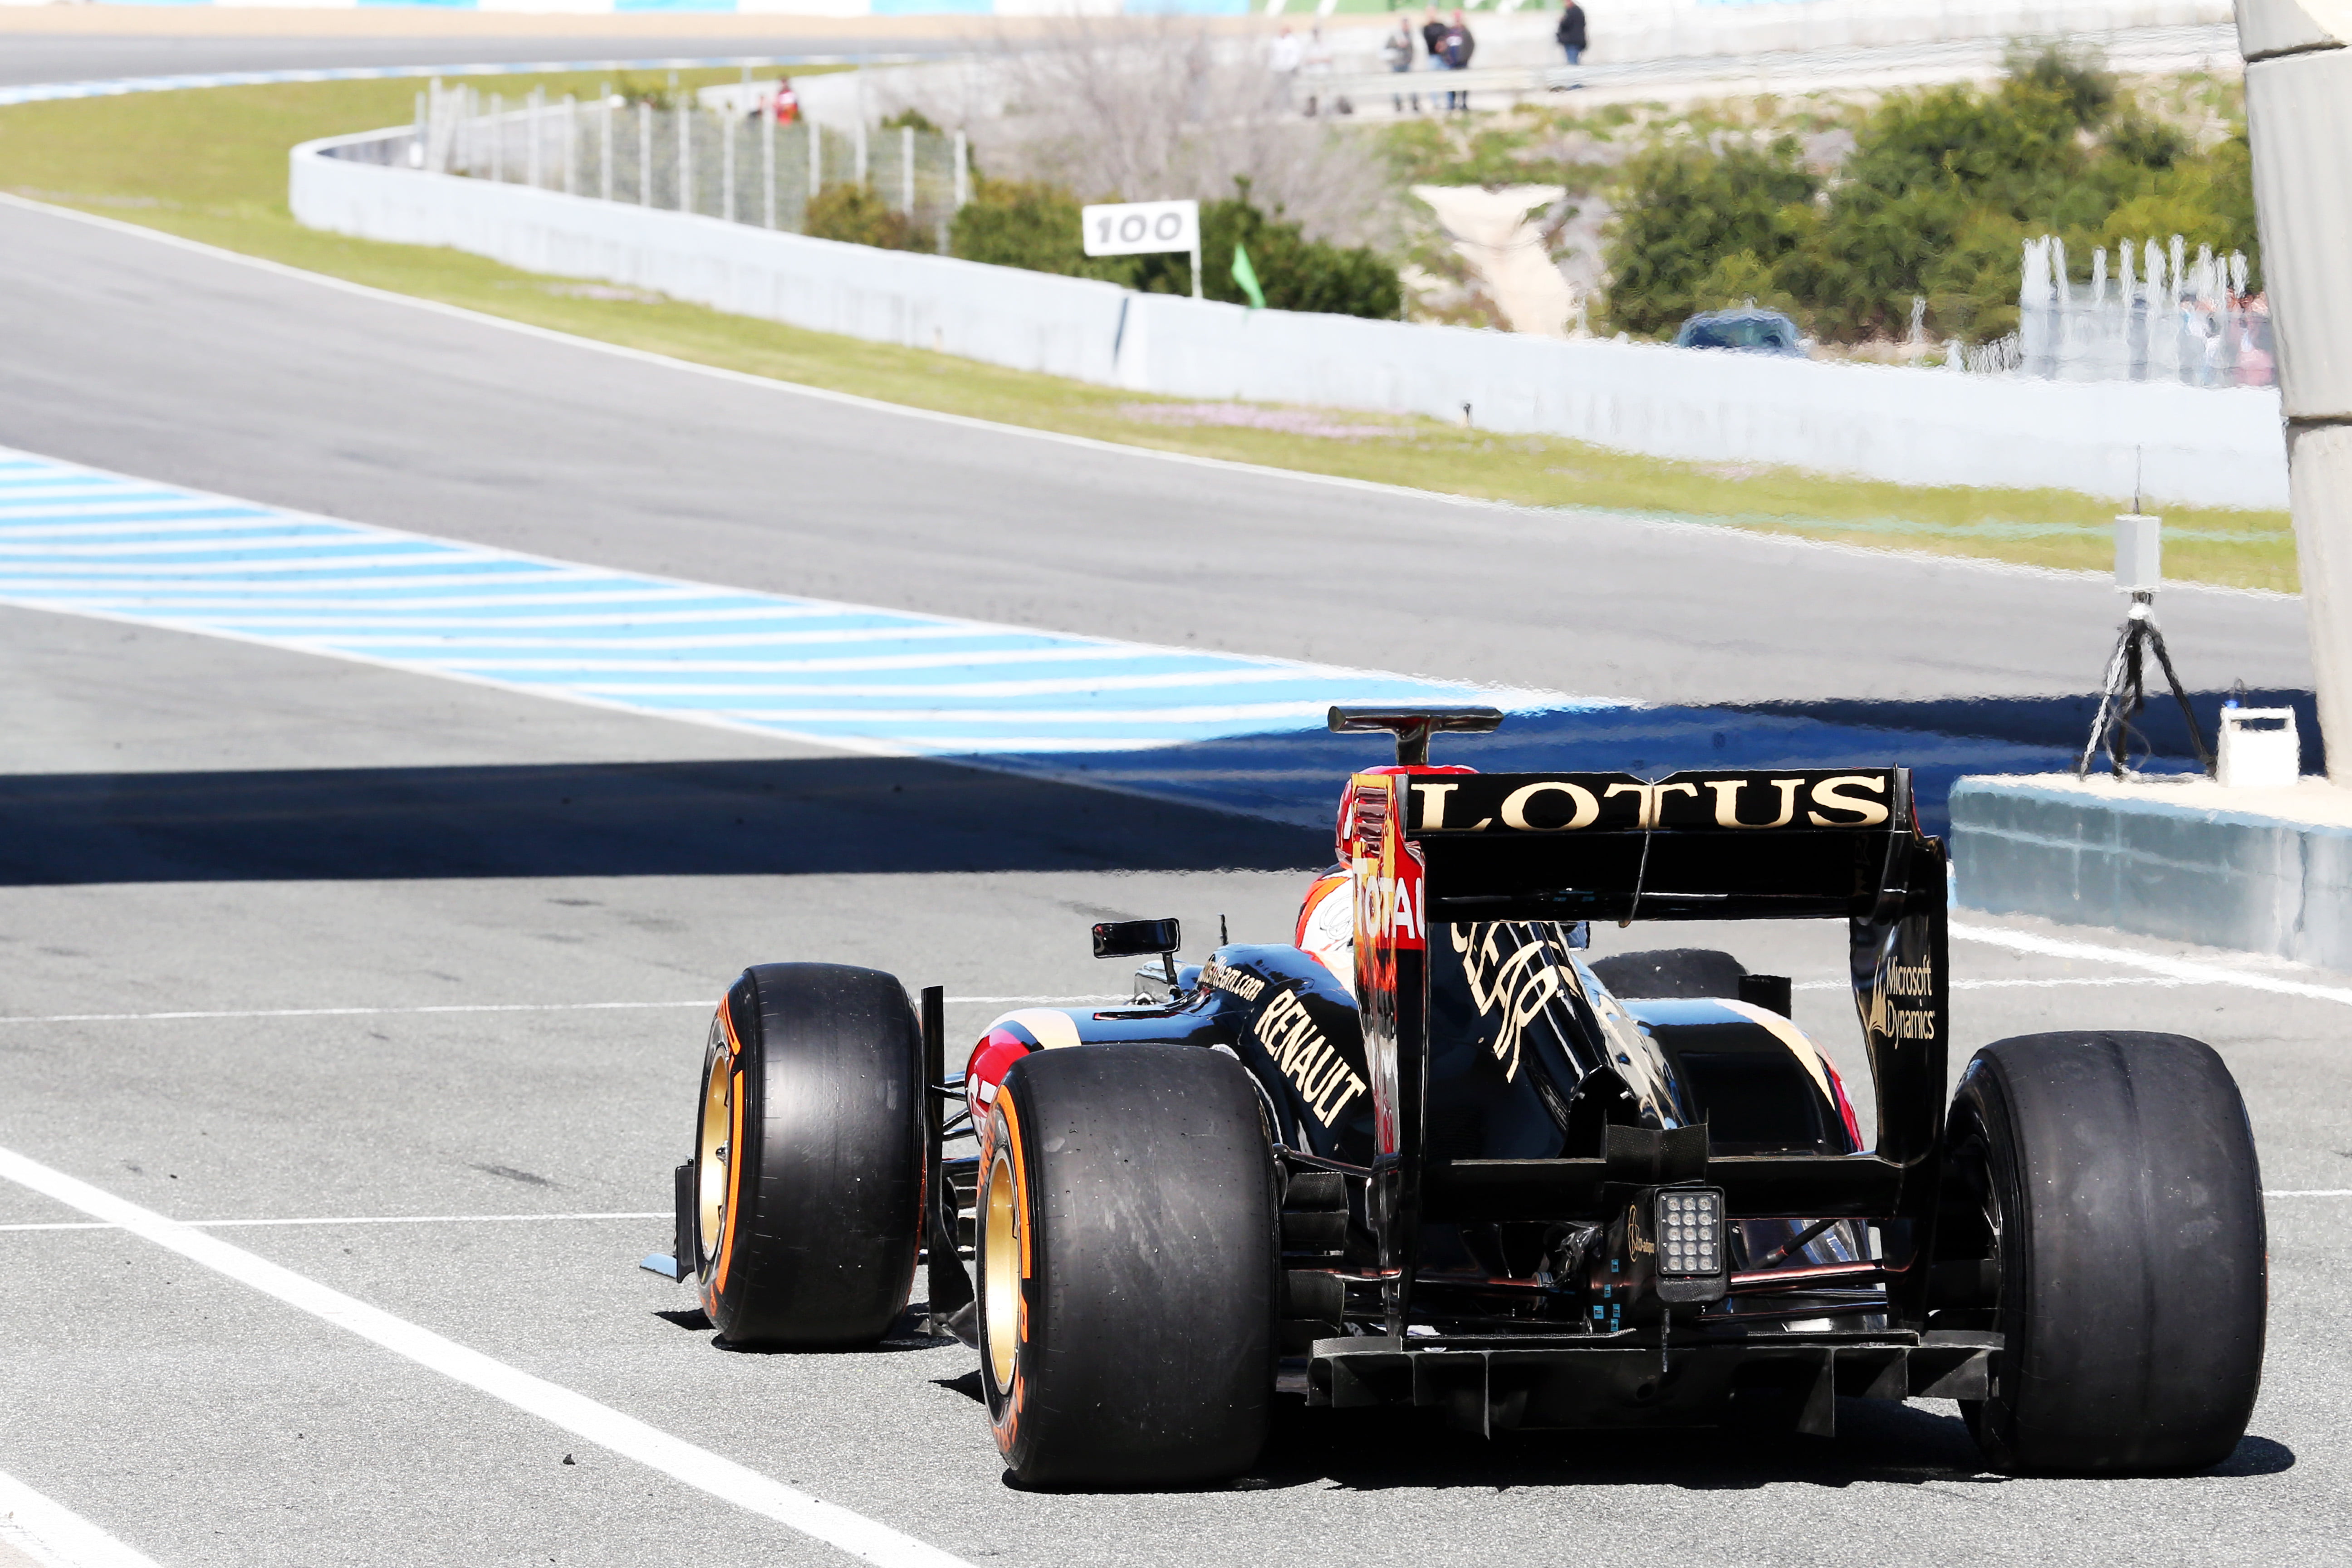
[0,1146,970,1568]
[0,1470,161,1568]
[0,996,1123,1025]
[1950,922,2352,1008]
[0,1210,666,1234]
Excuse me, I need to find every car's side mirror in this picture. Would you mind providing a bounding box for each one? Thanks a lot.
[1092,918,1181,960]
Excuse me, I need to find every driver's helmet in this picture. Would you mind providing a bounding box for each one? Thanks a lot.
[1302,763,1478,995]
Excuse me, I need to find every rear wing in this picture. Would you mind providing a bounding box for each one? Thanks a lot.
[1347,764,1950,1333]
[1406,767,1919,923]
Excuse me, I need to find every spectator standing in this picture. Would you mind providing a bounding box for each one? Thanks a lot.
[1302,24,1337,116]
[768,77,800,124]
[1442,10,1475,112]
[1385,20,1421,113]
[1269,24,1304,109]
[1558,0,1587,66]
[1421,5,1451,106]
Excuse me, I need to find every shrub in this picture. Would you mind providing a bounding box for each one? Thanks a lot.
[806,184,921,251]
[1601,47,2259,345]
[1186,195,1401,317]
[951,177,1402,319]
[1603,139,1817,337]
[947,178,1134,282]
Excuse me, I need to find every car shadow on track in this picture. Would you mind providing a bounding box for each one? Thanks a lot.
[654,1304,965,1357]
[1220,1401,2297,1494]
[0,756,1325,885]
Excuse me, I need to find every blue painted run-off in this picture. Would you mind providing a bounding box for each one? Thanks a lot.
[0,447,2080,833]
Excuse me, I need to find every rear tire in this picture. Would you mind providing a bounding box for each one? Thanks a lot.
[1946,1031,2266,1475]
[978,1044,1278,1488]
[693,963,923,1349]
[1588,947,1746,999]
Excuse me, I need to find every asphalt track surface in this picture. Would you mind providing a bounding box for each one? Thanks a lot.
[0,200,2344,1565]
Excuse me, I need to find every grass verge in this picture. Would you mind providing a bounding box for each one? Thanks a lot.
[0,74,2297,591]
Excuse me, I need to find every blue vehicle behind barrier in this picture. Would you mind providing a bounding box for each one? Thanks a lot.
[1675,307,1806,355]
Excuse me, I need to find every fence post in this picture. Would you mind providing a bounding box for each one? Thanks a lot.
[763,100,777,228]
[952,129,967,211]
[527,87,543,189]
[722,108,736,222]
[412,90,425,170]
[678,103,692,214]
[900,124,914,216]
[853,114,867,189]
[563,94,577,195]
[809,120,823,204]
[638,101,652,206]
[599,87,613,201]
[490,93,504,183]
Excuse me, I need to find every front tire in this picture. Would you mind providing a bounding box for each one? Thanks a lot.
[693,963,923,1348]
[1946,1030,2266,1475]
[978,1044,1278,1488]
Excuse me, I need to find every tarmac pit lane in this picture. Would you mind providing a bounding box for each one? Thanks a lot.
[0,872,2346,1568]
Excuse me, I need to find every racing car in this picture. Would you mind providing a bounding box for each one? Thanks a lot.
[644,706,2267,1486]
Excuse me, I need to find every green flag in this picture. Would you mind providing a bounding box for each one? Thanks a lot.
[1230,243,1267,310]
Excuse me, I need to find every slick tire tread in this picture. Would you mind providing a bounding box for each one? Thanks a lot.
[698,962,923,1349]
[980,1044,1277,1489]
[1952,1029,2265,1476]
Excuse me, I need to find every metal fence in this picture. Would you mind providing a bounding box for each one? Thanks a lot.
[412,80,969,251]
[2011,232,2273,388]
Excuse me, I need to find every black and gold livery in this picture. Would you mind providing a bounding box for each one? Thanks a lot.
[647,708,2268,1490]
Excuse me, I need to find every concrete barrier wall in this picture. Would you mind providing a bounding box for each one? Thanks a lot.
[1950,775,2352,969]
[291,133,1130,383]
[293,130,2289,509]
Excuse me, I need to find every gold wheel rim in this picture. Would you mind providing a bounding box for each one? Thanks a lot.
[983,1147,1019,1389]
[697,1049,732,1273]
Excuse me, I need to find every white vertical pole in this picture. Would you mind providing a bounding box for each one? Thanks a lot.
[2239,0,2352,779]
[1190,230,1202,300]
[412,90,425,169]
[563,94,577,195]
[763,102,777,229]
[722,109,736,222]
[677,104,692,214]
[600,87,613,202]
[853,113,867,188]
[808,120,822,204]
[490,93,504,182]
[638,102,652,206]
[526,87,543,189]
[901,124,914,215]
[952,129,967,210]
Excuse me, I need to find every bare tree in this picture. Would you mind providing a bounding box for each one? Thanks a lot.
[961,16,1398,250]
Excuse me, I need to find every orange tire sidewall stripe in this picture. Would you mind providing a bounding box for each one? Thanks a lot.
[714,995,747,1297]
[989,1091,1033,1454]
[1000,1090,1032,1281]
